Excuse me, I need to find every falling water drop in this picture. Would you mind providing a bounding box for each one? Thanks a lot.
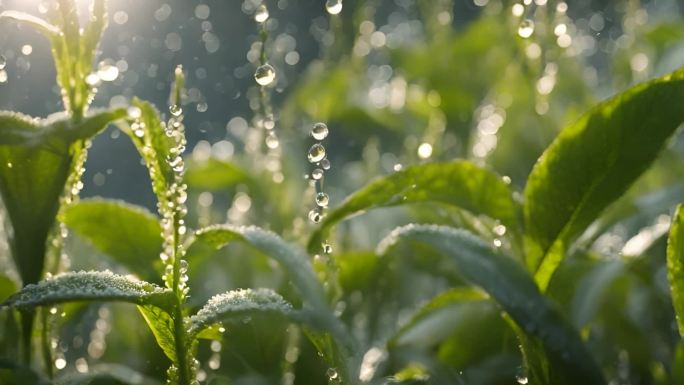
[517,19,535,38]
[307,144,326,163]
[311,168,324,180]
[255,4,269,23]
[311,122,329,140]
[254,64,276,86]
[315,192,329,207]
[325,0,343,15]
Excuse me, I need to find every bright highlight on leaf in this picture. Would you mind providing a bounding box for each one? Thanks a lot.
[668,205,684,337]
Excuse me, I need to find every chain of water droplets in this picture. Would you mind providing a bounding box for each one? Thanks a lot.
[252,2,284,183]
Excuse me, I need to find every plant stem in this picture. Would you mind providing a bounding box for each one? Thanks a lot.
[171,210,191,385]
[40,309,54,379]
[19,310,34,365]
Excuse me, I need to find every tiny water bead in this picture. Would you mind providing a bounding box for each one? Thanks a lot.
[322,242,333,254]
[325,0,343,15]
[316,192,329,207]
[311,122,329,140]
[320,158,331,170]
[0,55,6,70]
[307,143,326,163]
[311,168,324,180]
[254,63,276,86]
[255,4,269,23]
[169,104,183,117]
[517,19,535,38]
[308,209,323,223]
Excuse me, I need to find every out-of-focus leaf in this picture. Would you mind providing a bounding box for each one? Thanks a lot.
[185,158,252,191]
[188,288,294,337]
[0,11,60,36]
[378,224,605,385]
[667,204,684,336]
[0,359,49,385]
[571,260,625,328]
[62,198,162,281]
[0,110,125,286]
[0,275,17,303]
[390,287,489,349]
[309,161,520,252]
[524,68,684,290]
[337,251,380,293]
[0,271,173,310]
[55,363,163,385]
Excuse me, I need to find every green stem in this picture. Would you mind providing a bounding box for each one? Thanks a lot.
[171,211,191,385]
[19,310,34,365]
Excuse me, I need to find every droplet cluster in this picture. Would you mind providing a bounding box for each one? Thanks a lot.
[307,122,331,228]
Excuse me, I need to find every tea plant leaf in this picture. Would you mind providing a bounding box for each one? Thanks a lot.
[62,198,163,282]
[80,0,106,82]
[0,109,126,286]
[667,205,684,337]
[138,304,178,363]
[187,225,329,314]
[188,288,294,337]
[389,287,489,349]
[524,68,684,290]
[309,160,520,252]
[0,271,173,311]
[185,158,252,191]
[378,224,605,384]
[0,10,60,37]
[186,225,356,371]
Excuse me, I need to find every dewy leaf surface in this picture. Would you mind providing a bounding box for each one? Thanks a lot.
[524,68,684,289]
[62,198,163,282]
[0,109,125,286]
[668,205,684,337]
[377,224,605,385]
[0,271,173,310]
[309,160,520,252]
[189,288,294,337]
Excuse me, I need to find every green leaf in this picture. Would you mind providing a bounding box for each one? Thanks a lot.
[524,68,684,290]
[0,271,173,311]
[55,363,163,385]
[0,109,126,286]
[0,275,17,303]
[0,11,60,37]
[389,287,489,349]
[62,198,163,282]
[0,359,49,385]
[185,158,252,191]
[188,288,294,337]
[186,225,357,374]
[137,304,177,363]
[667,204,684,337]
[309,160,520,252]
[378,224,605,384]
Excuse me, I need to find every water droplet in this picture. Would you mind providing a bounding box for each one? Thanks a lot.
[322,242,333,254]
[127,106,142,119]
[311,168,324,180]
[307,143,326,163]
[265,132,279,149]
[54,357,67,370]
[516,375,529,384]
[255,4,269,23]
[97,62,119,82]
[169,104,183,117]
[308,209,323,223]
[518,19,535,38]
[325,0,343,15]
[417,142,433,159]
[320,158,331,170]
[311,122,329,140]
[326,368,340,383]
[254,64,276,86]
[0,55,7,70]
[0,70,8,84]
[316,192,329,207]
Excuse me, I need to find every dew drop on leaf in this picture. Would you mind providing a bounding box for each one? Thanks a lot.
[254,64,276,86]
[325,0,343,15]
[311,122,329,140]
[320,158,331,170]
[308,143,326,163]
[517,19,535,38]
[255,4,269,23]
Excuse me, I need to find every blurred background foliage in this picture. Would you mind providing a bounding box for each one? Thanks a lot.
[1,0,684,384]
